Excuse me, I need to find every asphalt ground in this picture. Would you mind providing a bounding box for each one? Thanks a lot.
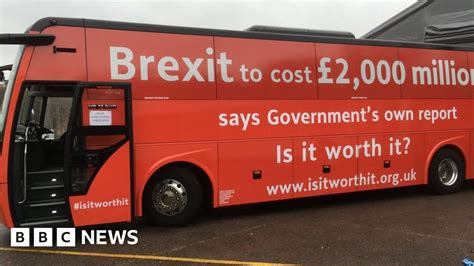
[2,182,474,265]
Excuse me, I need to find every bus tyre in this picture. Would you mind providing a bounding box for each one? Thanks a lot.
[144,167,203,227]
[428,148,464,195]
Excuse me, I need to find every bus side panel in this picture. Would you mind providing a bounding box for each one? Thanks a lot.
[134,143,218,216]
[218,140,293,206]
[85,28,216,100]
[470,52,474,176]
[424,131,470,183]
[293,136,358,198]
[315,43,401,99]
[469,53,474,97]
[0,47,34,227]
[471,131,474,180]
[214,37,317,100]
[465,53,473,179]
[132,100,470,144]
[358,133,425,191]
[132,100,219,144]
[0,185,9,226]
[399,48,471,99]
[27,26,87,81]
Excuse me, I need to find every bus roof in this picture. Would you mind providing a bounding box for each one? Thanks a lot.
[28,17,474,52]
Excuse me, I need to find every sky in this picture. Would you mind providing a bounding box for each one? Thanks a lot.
[0,0,414,77]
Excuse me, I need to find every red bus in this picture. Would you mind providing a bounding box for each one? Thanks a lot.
[0,17,473,227]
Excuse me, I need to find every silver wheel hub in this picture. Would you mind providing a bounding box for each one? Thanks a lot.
[152,179,187,216]
[438,158,458,186]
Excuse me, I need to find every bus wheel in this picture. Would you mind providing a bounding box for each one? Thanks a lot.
[428,148,464,195]
[144,166,202,226]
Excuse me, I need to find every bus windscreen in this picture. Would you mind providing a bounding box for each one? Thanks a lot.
[0,46,23,140]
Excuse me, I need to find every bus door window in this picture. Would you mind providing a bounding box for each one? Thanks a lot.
[82,87,125,148]
[70,87,128,194]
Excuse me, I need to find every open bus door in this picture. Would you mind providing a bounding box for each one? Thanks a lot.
[66,83,133,226]
[10,82,133,227]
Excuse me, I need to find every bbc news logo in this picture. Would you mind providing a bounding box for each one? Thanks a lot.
[11,228,138,247]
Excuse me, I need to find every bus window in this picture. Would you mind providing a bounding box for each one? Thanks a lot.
[69,86,129,194]
[43,97,73,139]
[13,84,74,171]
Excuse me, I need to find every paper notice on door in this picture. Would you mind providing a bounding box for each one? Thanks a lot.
[89,110,112,126]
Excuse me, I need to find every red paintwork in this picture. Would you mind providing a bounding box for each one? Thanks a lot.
[215,37,317,99]
[69,142,131,226]
[357,133,425,191]
[27,27,87,81]
[0,24,474,227]
[469,52,474,96]
[316,43,400,99]
[293,136,358,197]
[86,29,215,100]
[219,140,294,204]
[399,48,471,98]
[132,100,470,142]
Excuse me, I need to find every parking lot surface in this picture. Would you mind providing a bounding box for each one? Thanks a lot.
[1,183,474,265]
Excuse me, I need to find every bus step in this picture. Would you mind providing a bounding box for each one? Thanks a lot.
[27,167,64,175]
[28,187,65,201]
[20,216,70,227]
[23,205,68,221]
[29,184,64,190]
[26,167,65,185]
[27,199,66,208]
[28,179,64,188]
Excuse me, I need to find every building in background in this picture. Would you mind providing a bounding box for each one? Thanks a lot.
[363,0,474,44]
